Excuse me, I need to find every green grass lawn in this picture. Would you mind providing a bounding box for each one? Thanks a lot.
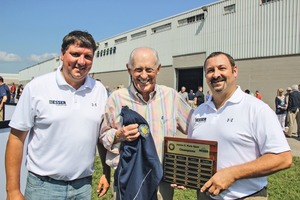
[92,157,300,200]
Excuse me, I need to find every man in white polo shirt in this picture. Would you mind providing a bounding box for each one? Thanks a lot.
[5,30,109,199]
[188,52,292,199]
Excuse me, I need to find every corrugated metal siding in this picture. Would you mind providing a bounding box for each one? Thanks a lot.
[200,0,299,58]
[20,0,300,80]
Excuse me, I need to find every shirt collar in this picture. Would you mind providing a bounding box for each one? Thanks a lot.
[207,86,244,110]
[55,65,93,91]
[129,83,157,103]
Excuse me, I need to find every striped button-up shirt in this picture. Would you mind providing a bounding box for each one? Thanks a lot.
[100,83,193,168]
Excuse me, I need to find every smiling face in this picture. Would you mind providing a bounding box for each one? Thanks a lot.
[127,48,160,101]
[60,42,94,89]
[204,53,238,97]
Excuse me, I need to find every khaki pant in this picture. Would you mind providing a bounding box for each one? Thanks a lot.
[287,108,300,136]
[0,109,3,121]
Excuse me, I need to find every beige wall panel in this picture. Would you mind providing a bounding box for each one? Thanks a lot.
[173,53,206,69]
[157,66,175,88]
[236,55,300,110]
[92,70,130,91]
[92,65,176,91]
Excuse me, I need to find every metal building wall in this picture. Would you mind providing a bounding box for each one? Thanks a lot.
[20,0,300,78]
[19,57,60,84]
[18,0,300,107]
[91,0,299,72]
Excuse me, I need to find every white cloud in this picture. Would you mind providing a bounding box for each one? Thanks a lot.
[28,53,58,63]
[0,51,21,62]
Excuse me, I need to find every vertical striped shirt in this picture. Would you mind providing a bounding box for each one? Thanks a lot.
[100,84,193,168]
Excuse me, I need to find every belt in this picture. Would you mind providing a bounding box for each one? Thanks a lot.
[29,171,92,184]
[241,186,268,199]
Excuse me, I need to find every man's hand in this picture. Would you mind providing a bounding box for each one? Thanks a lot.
[6,190,25,200]
[200,167,236,196]
[115,124,140,142]
[170,183,186,190]
[97,175,110,198]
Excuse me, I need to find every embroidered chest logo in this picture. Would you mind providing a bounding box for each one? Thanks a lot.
[195,117,206,123]
[227,118,234,122]
[92,103,98,107]
[49,100,66,106]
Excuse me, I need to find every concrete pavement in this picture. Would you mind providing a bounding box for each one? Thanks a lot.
[286,137,300,157]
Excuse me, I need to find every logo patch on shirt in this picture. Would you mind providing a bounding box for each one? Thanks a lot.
[138,124,150,138]
[195,117,206,123]
[227,118,233,122]
[49,100,66,106]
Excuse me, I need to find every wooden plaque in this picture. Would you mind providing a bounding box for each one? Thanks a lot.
[163,136,218,190]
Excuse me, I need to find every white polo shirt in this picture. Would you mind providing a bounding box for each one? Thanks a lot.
[9,66,107,181]
[188,86,290,199]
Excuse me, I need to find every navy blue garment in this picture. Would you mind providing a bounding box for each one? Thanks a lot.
[115,106,163,200]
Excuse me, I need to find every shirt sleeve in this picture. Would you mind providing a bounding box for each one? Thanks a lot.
[253,103,291,154]
[175,91,193,134]
[99,95,122,168]
[9,84,35,131]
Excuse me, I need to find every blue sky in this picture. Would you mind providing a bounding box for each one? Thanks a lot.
[0,0,215,74]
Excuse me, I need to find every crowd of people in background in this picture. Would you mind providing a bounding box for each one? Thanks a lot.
[2,72,300,137]
[244,89,262,100]
[177,84,300,139]
[275,84,300,138]
[0,75,28,121]
[179,86,206,109]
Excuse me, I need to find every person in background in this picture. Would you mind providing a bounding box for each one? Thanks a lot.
[5,30,110,200]
[105,85,111,96]
[10,82,16,103]
[275,88,287,134]
[195,86,205,106]
[255,90,262,100]
[286,84,300,137]
[205,90,211,101]
[179,86,189,104]
[285,87,292,100]
[0,76,11,120]
[188,51,292,199]
[244,89,255,96]
[100,47,192,199]
[15,84,24,103]
[284,87,293,131]
[188,89,196,109]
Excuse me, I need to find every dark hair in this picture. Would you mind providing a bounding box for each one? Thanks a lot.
[204,52,235,69]
[0,76,3,82]
[61,30,97,54]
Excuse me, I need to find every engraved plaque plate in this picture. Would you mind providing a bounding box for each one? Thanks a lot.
[163,137,217,190]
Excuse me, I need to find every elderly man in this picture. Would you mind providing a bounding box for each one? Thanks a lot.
[287,84,300,137]
[188,52,292,199]
[100,47,192,199]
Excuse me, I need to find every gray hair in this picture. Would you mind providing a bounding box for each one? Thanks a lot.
[291,84,298,91]
[127,47,160,69]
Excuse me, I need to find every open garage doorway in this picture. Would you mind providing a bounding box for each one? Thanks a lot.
[177,68,203,93]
